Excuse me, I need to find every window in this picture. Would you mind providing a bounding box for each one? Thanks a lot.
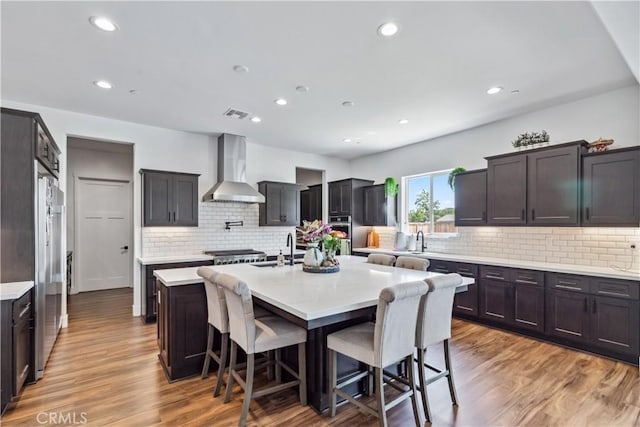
[403,169,456,235]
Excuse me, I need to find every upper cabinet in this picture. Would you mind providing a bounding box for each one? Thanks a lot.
[300,184,322,224]
[141,169,199,227]
[363,184,397,226]
[487,141,586,226]
[258,181,301,226]
[454,169,487,226]
[328,178,374,221]
[582,147,640,226]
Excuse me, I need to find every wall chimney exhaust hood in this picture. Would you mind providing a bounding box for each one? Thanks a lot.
[202,134,265,203]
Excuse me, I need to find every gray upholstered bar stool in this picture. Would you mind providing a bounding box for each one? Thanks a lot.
[415,273,463,422]
[197,267,270,398]
[327,281,428,427]
[216,273,307,427]
[367,253,396,266]
[395,256,430,271]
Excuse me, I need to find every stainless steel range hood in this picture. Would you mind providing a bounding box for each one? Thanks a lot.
[202,133,265,203]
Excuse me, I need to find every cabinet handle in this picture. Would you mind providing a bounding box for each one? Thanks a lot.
[556,284,581,291]
[521,209,525,221]
[515,279,538,285]
[585,207,590,221]
[531,209,536,221]
[592,299,597,314]
[486,274,504,280]
[482,211,486,221]
[19,303,31,319]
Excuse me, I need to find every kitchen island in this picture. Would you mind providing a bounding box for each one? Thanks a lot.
[154,256,474,412]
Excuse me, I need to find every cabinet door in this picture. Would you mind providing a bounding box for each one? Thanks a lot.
[450,263,479,317]
[338,181,352,215]
[512,283,545,332]
[309,186,323,222]
[363,186,381,225]
[590,296,639,356]
[582,149,640,226]
[280,184,300,226]
[487,155,527,225]
[545,289,590,344]
[329,183,340,215]
[173,174,198,226]
[300,190,310,225]
[158,281,169,365]
[264,183,285,225]
[13,315,30,395]
[479,279,511,324]
[527,146,580,225]
[143,172,173,226]
[454,170,487,226]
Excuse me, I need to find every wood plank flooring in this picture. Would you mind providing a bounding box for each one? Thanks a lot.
[2,288,639,426]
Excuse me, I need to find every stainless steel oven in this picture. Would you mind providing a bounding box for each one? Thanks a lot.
[328,215,351,238]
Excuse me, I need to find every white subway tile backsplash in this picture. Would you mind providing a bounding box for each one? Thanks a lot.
[375,226,639,269]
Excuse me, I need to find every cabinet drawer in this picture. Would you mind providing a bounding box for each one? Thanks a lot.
[480,265,510,281]
[430,260,451,274]
[513,269,544,287]
[449,262,478,278]
[546,273,589,293]
[590,278,639,300]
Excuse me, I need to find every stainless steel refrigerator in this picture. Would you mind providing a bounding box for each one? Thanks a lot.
[35,171,64,379]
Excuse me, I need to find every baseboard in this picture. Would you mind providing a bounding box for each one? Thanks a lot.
[61,314,69,328]
[132,304,141,317]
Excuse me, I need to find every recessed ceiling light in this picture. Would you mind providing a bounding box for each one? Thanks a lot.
[251,116,262,123]
[378,22,398,37]
[93,80,113,89]
[129,89,137,95]
[487,86,503,95]
[398,119,409,125]
[89,16,118,32]
[274,98,288,106]
[296,85,309,93]
[233,65,249,73]
[343,138,352,143]
[341,101,355,107]
[511,89,520,94]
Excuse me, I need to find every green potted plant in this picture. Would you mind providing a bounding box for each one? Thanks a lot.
[448,167,466,190]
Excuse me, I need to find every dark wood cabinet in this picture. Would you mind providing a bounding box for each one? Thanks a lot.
[479,266,545,332]
[428,261,479,317]
[157,281,209,381]
[486,141,586,227]
[300,184,323,224]
[590,296,639,356]
[363,184,396,226]
[527,145,582,225]
[545,289,590,343]
[141,169,199,227]
[582,147,640,226]
[454,169,487,226]
[487,154,527,225]
[142,260,213,323]
[329,180,353,216]
[258,181,301,226]
[1,289,34,415]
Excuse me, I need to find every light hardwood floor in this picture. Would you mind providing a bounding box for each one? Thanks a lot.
[3,288,639,426]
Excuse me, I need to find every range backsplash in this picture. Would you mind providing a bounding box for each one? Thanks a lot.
[375,226,639,269]
[142,202,295,256]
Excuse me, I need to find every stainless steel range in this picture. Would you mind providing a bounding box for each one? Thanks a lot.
[203,249,267,265]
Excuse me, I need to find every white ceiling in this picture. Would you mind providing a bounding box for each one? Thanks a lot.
[1,1,636,159]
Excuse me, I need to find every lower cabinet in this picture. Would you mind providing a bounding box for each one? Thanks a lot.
[479,279,511,324]
[545,289,590,343]
[1,289,34,416]
[428,261,479,317]
[157,281,210,381]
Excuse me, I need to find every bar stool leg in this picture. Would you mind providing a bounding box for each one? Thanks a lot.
[375,367,388,427]
[328,349,337,417]
[224,341,237,404]
[406,355,422,427]
[298,343,307,406]
[213,332,229,397]
[201,324,214,379]
[444,339,459,405]
[239,353,255,427]
[417,347,432,422]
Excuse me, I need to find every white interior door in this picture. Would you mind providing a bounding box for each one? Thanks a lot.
[77,178,132,292]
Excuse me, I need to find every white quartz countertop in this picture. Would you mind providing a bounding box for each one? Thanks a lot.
[0,281,34,300]
[353,248,640,281]
[137,255,214,265]
[153,256,474,321]
[265,249,306,257]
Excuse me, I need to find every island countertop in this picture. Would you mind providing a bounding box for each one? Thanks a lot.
[154,256,474,322]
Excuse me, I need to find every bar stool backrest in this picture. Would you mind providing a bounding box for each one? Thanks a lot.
[216,272,257,354]
[197,267,229,333]
[374,281,429,367]
[416,274,462,349]
[395,256,430,271]
[367,253,396,266]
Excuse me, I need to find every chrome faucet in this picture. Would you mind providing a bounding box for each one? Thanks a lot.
[286,233,294,266]
[416,231,426,252]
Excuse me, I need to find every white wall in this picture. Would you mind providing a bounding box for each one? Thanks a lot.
[0,99,350,320]
[350,84,640,182]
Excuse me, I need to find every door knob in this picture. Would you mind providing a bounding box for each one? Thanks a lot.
[121,246,129,250]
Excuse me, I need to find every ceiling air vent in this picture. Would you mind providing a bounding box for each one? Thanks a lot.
[223,108,249,120]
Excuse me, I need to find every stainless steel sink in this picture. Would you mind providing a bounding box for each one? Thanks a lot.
[251,259,304,268]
